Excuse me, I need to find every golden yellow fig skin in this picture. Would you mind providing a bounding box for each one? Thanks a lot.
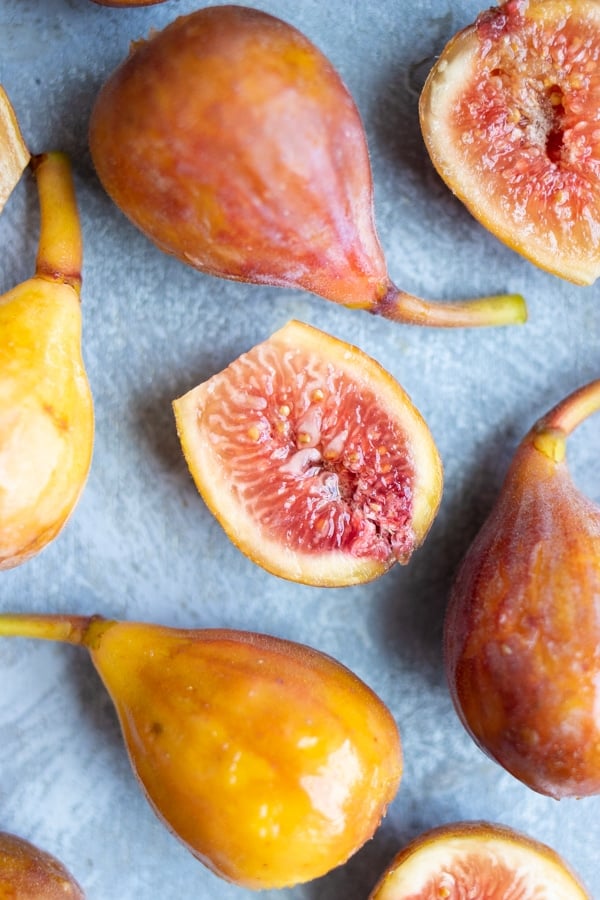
[0,154,93,570]
[0,615,402,890]
[0,831,84,899]
[445,381,600,798]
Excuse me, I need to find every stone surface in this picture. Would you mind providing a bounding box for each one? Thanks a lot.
[0,0,598,897]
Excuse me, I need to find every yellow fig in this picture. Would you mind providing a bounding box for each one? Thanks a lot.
[0,613,402,889]
[0,152,94,569]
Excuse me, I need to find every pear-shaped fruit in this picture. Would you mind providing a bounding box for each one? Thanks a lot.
[445,379,600,798]
[0,86,30,213]
[173,319,443,586]
[88,5,525,328]
[0,831,84,899]
[368,821,589,899]
[0,614,402,889]
[0,152,94,569]
[420,0,600,284]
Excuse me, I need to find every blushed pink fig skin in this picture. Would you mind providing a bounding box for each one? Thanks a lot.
[445,380,600,799]
[89,5,386,309]
[88,5,525,327]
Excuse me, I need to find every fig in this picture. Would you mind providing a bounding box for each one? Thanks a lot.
[420,0,600,284]
[0,151,94,569]
[0,831,84,899]
[173,319,443,586]
[445,379,600,798]
[0,86,30,213]
[368,821,589,899]
[88,5,526,328]
[0,613,402,889]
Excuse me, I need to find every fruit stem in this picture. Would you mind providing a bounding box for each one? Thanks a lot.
[0,613,109,647]
[376,285,527,328]
[532,379,600,462]
[31,152,82,296]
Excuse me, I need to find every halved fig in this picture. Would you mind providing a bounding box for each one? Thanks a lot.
[420,0,600,284]
[0,86,30,213]
[369,821,589,899]
[173,320,442,586]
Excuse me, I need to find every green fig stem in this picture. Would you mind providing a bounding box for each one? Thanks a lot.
[375,285,527,328]
[31,152,82,296]
[0,613,111,648]
[532,379,600,462]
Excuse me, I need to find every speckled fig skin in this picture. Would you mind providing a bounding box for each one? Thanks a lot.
[445,381,600,799]
[0,832,84,899]
[88,5,525,328]
[0,615,402,890]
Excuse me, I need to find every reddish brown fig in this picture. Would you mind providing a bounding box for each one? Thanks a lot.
[368,821,589,899]
[88,5,525,328]
[0,831,84,899]
[420,0,600,284]
[445,379,600,798]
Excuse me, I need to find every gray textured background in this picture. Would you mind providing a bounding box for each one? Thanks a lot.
[1,0,599,897]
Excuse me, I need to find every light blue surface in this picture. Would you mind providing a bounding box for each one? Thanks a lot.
[1,0,599,897]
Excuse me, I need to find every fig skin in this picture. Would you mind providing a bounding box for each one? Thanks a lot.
[88,5,525,328]
[0,831,85,899]
[368,821,589,898]
[445,380,600,799]
[0,153,94,570]
[0,614,402,890]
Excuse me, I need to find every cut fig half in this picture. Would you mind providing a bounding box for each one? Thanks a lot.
[369,821,589,899]
[420,0,600,284]
[173,320,442,587]
[0,86,30,213]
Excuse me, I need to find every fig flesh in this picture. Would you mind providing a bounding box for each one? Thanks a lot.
[420,0,600,284]
[0,152,94,569]
[0,87,30,213]
[88,5,525,328]
[0,831,84,899]
[445,379,600,798]
[173,319,443,586]
[0,614,402,890]
[368,821,589,899]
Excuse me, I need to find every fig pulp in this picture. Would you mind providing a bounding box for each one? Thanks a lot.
[420,0,600,284]
[445,379,600,798]
[173,319,443,586]
[0,831,84,899]
[0,87,30,213]
[368,821,589,899]
[88,5,526,328]
[0,614,402,889]
[0,152,94,569]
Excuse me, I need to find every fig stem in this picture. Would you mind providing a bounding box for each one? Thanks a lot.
[377,286,527,328]
[533,379,600,461]
[30,152,82,296]
[0,613,108,647]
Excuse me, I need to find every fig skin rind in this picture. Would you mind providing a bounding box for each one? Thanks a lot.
[419,0,600,285]
[173,319,443,587]
[0,831,85,899]
[368,820,590,899]
[445,384,600,798]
